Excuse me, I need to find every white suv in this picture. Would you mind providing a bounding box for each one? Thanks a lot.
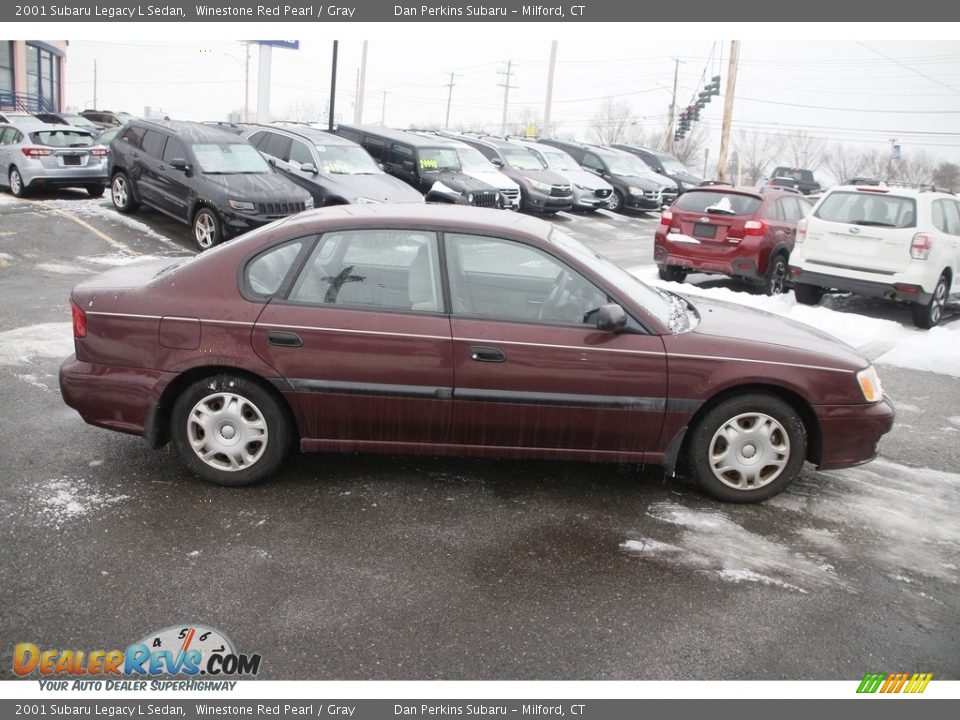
[789,185,959,328]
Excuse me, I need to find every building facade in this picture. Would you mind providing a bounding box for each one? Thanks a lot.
[0,41,68,113]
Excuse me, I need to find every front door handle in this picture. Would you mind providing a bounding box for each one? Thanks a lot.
[267,330,303,348]
[469,345,505,363]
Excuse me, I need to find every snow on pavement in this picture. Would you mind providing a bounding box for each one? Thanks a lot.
[25,477,130,528]
[0,323,74,366]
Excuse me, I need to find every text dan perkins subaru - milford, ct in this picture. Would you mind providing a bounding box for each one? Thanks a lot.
[393,5,583,17]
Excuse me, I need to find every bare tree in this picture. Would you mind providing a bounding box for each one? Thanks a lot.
[589,97,638,145]
[282,97,324,123]
[932,161,960,191]
[782,131,826,170]
[859,147,891,179]
[822,143,866,185]
[504,108,543,138]
[672,123,708,167]
[734,130,783,184]
[896,150,937,185]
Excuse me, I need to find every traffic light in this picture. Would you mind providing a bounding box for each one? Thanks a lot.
[706,75,721,96]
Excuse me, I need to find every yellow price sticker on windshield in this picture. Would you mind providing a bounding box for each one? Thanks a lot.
[419,158,438,170]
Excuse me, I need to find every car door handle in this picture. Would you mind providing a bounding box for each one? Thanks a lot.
[469,345,505,363]
[267,331,303,348]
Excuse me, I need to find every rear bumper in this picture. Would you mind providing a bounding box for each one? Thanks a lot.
[655,237,764,281]
[23,165,108,187]
[59,355,173,438]
[814,396,896,470]
[788,265,934,304]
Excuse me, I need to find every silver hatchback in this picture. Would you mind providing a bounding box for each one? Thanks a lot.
[0,122,108,198]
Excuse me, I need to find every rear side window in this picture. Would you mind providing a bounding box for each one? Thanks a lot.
[940,200,960,236]
[0,127,18,144]
[245,240,305,296]
[362,137,386,160]
[28,130,94,148]
[674,191,762,216]
[815,191,916,229]
[119,125,145,148]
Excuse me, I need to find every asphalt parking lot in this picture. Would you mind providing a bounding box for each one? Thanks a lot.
[1,191,958,681]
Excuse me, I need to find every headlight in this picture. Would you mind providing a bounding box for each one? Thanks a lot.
[355,197,383,205]
[304,196,315,209]
[467,193,474,203]
[228,200,256,212]
[525,177,551,193]
[856,365,884,403]
[629,186,643,196]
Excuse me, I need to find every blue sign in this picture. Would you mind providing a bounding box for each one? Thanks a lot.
[891,144,901,160]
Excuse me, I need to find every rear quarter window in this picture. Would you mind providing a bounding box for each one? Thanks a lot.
[814,192,917,229]
[674,191,762,215]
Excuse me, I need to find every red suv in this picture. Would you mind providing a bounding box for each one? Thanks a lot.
[655,187,813,295]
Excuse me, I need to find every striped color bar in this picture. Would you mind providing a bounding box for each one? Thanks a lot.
[857,672,933,694]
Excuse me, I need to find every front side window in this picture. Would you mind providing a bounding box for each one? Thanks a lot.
[289,140,314,166]
[162,137,186,163]
[446,233,607,326]
[289,229,441,312]
[262,133,292,162]
[192,143,271,174]
[141,130,167,158]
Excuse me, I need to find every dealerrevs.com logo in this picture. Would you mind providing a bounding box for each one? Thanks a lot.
[857,672,933,694]
[14,625,261,689]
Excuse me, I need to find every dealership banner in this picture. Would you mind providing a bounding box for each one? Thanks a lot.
[3,0,957,22]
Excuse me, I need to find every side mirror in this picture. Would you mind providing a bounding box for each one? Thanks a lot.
[596,304,627,332]
[300,162,318,175]
[490,158,504,168]
[169,158,191,173]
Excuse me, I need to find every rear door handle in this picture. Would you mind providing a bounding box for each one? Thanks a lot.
[469,345,505,363]
[267,331,303,348]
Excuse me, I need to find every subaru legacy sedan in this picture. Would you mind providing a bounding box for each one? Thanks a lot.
[60,206,894,503]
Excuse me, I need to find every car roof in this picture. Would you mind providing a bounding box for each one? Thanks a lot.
[253,123,354,146]
[131,118,249,143]
[336,123,459,149]
[683,185,766,198]
[5,122,88,135]
[826,184,953,198]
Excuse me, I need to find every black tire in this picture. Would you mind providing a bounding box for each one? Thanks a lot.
[192,207,222,250]
[9,167,27,197]
[111,172,139,212]
[171,374,292,487]
[608,190,624,213]
[763,253,788,296]
[911,274,950,329]
[86,184,106,198]
[658,264,687,283]
[687,393,807,503]
[793,282,825,305]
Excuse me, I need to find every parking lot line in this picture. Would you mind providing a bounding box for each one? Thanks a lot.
[43,205,139,257]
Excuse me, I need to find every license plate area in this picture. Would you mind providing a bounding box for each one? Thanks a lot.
[62,155,82,166]
[693,222,716,239]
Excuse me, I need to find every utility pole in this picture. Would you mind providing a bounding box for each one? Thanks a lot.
[380,91,387,126]
[664,57,683,153]
[543,40,558,138]
[497,60,517,136]
[716,40,740,183]
[886,138,898,180]
[328,40,338,131]
[243,43,250,122]
[93,59,97,109]
[444,71,456,129]
[354,40,367,124]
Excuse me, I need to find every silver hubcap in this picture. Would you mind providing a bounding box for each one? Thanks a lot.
[195,212,216,248]
[708,412,790,490]
[10,171,21,193]
[768,260,786,294]
[186,392,268,472]
[112,176,127,207]
[610,193,621,210]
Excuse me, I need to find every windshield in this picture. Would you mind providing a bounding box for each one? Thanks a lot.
[456,146,496,172]
[502,148,544,171]
[29,130,95,147]
[539,148,579,172]
[775,168,814,181]
[548,229,685,331]
[192,143,271,174]
[600,153,640,177]
[657,155,692,175]
[315,145,380,174]
[418,147,461,172]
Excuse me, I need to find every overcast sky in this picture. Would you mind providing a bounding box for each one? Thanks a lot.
[42,28,960,175]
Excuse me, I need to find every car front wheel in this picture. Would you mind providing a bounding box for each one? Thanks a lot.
[171,374,292,487]
[687,394,807,503]
[911,274,950,329]
[193,207,222,250]
[111,172,139,212]
[607,190,624,213]
[793,282,825,305]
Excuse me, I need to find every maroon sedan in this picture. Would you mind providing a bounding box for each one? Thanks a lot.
[655,187,813,295]
[60,205,894,502]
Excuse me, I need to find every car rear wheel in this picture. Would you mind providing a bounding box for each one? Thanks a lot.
[607,190,624,213]
[658,264,687,283]
[793,282,825,305]
[193,207,222,250]
[9,167,27,197]
[687,394,807,503]
[764,254,788,295]
[111,172,139,212]
[171,374,292,487]
[86,184,105,198]
[911,274,950,329]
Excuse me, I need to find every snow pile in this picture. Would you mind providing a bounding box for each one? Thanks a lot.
[0,323,74,366]
[32,477,130,527]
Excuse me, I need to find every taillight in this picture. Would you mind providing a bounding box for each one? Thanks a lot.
[910,233,934,260]
[21,147,53,158]
[660,210,673,225]
[795,218,807,243]
[90,146,107,157]
[744,220,766,236]
[70,300,87,339]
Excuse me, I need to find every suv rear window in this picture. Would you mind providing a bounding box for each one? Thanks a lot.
[674,191,762,216]
[774,168,813,181]
[28,130,95,148]
[815,191,917,229]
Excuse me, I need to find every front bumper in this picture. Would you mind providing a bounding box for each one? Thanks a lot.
[572,186,612,209]
[815,395,896,470]
[524,187,573,213]
[788,264,934,305]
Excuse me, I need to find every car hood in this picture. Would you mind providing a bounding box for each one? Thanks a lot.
[510,167,569,186]
[316,172,424,203]
[461,169,520,191]
[429,170,498,193]
[614,173,670,191]
[200,172,311,202]
[679,294,867,370]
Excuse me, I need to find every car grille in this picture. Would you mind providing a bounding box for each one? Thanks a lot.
[501,188,520,201]
[471,191,499,208]
[550,185,572,197]
[594,188,612,199]
[256,201,306,216]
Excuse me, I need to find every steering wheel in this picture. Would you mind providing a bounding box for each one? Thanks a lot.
[539,270,572,321]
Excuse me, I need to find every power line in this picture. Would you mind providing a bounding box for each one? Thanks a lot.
[856,42,960,96]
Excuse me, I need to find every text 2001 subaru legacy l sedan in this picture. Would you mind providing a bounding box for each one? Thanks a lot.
[60,205,894,502]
